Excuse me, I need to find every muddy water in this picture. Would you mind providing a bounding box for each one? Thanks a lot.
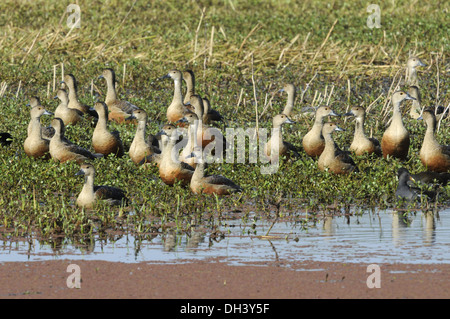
[1,208,450,265]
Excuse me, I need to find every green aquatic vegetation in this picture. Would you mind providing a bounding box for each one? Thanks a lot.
[0,0,448,245]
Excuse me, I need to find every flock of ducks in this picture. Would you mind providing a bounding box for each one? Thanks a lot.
[1,56,449,208]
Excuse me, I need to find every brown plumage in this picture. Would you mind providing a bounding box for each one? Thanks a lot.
[62,74,98,119]
[92,102,124,157]
[163,70,191,124]
[99,68,140,123]
[54,88,84,126]
[188,149,242,195]
[344,106,381,156]
[24,106,53,159]
[158,124,194,186]
[264,114,300,161]
[75,164,128,209]
[302,106,340,158]
[129,109,161,166]
[27,97,55,139]
[49,118,102,164]
[419,109,450,172]
[381,91,413,160]
[318,123,358,174]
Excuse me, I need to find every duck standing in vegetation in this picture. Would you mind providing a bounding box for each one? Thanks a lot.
[187,148,242,195]
[99,68,140,123]
[302,106,340,159]
[129,109,161,166]
[158,124,194,186]
[75,164,128,208]
[24,105,53,159]
[318,123,358,174]
[344,106,381,156]
[92,102,124,158]
[264,114,299,161]
[62,74,98,119]
[418,109,450,172]
[162,70,192,124]
[49,118,102,164]
[381,91,414,160]
[54,88,84,126]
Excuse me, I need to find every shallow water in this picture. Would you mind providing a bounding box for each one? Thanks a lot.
[1,208,450,265]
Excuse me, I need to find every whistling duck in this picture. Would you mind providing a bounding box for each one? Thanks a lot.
[0,133,13,147]
[49,118,102,164]
[398,167,449,187]
[407,86,422,119]
[99,68,140,123]
[24,106,53,158]
[202,97,224,125]
[178,112,200,168]
[183,70,196,105]
[158,124,194,186]
[344,106,381,156]
[75,164,128,208]
[318,123,358,174]
[129,109,161,166]
[27,98,55,139]
[418,109,450,172]
[162,70,191,123]
[54,88,84,126]
[302,106,340,158]
[395,168,435,201]
[92,102,124,157]
[62,74,98,119]
[264,114,300,160]
[187,148,242,195]
[381,91,414,160]
[279,83,296,117]
[406,56,426,87]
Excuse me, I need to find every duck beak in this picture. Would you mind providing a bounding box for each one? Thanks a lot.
[176,117,188,124]
[405,93,416,101]
[418,60,427,67]
[417,115,423,120]
[53,96,58,99]
[43,110,53,116]
[329,110,340,117]
[160,74,171,80]
[156,130,168,137]
[75,169,85,176]
[26,103,30,107]
[185,152,196,159]
[98,75,104,79]
[343,111,354,117]
[278,88,285,93]
[126,114,136,120]
[285,118,295,124]
[335,126,345,132]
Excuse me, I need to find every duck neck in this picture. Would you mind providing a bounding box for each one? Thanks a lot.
[81,174,95,198]
[424,117,437,141]
[283,91,296,116]
[29,116,43,138]
[172,79,184,106]
[192,161,205,181]
[134,119,147,142]
[185,79,195,100]
[105,77,117,103]
[323,132,336,154]
[391,101,404,127]
[354,116,366,139]
[95,108,108,131]
[67,83,79,102]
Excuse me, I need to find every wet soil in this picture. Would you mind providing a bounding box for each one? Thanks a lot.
[1,258,449,299]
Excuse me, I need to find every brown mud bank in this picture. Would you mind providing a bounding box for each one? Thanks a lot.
[1,258,449,299]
